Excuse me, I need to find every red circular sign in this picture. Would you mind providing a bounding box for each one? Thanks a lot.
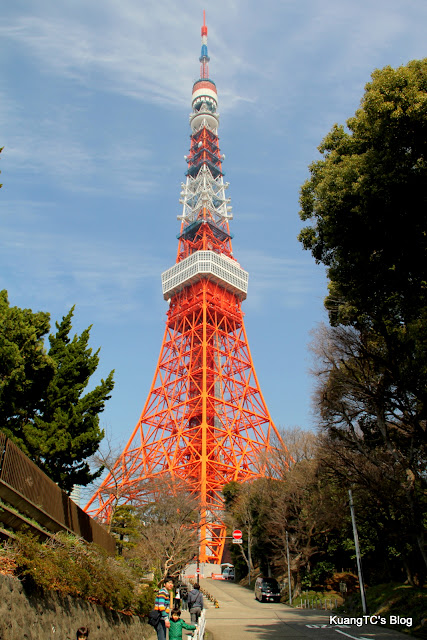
[196,568,200,574]
[233,529,242,540]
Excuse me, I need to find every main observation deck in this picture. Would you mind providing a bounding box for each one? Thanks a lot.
[161,250,248,301]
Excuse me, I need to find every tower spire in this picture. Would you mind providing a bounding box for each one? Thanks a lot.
[200,10,210,79]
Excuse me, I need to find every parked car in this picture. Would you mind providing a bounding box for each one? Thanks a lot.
[254,577,281,602]
[222,567,235,580]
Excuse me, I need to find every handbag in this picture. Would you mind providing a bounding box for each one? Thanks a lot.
[148,609,162,627]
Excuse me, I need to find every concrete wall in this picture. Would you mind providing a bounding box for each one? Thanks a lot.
[0,574,156,640]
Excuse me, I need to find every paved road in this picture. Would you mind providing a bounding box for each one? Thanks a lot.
[200,579,410,640]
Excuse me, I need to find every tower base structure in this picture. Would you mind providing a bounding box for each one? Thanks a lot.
[86,279,282,564]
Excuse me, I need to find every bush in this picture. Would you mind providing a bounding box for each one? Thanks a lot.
[1,532,156,615]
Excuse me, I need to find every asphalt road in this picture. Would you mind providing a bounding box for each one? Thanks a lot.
[200,579,411,640]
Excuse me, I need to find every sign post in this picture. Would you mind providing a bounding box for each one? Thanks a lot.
[232,529,243,544]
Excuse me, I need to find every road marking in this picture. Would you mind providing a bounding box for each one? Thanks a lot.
[306,624,351,629]
[335,629,370,640]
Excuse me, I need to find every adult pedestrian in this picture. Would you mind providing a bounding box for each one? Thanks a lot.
[174,584,181,609]
[187,582,203,624]
[75,628,89,639]
[154,577,174,640]
[180,583,189,611]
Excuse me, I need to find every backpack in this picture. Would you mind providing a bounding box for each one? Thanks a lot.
[147,610,162,627]
[188,590,202,609]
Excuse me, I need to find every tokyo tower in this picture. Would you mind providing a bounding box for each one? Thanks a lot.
[85,13,284,564]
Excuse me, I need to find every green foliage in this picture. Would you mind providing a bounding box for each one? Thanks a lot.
[299,59,427,585]
[341,583,427,638]
[309,561,336,587]
[29,307,114,492]
[3,532,155,615]
[222,481,241,508]
[0,294,114,493]
[299,58,427,328]
[110,505,140,555]
[0,290,54,440]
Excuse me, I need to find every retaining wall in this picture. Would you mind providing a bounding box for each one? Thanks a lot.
[0,574,156,640]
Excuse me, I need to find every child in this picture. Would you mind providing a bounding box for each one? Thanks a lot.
[168,608,196,640]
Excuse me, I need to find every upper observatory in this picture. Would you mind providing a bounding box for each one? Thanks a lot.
[190,12,219,133]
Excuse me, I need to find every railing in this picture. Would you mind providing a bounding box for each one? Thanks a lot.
[0,430,115,553]
[297,597,339,610]
[192,609,206,640]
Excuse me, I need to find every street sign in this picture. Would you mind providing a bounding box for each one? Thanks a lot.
[233,529,242,540]
[232,538,243,544]
[196,568,200,574]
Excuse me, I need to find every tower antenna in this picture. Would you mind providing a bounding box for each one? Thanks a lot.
[200,10,210,79]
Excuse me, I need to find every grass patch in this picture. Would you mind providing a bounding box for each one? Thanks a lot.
[339,582,427,639]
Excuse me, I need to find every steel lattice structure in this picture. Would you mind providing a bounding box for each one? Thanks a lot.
[85,13,285,564]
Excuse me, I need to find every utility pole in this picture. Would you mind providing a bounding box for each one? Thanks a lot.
[348,489,367,614]
[248,528,251,586]
[286,530,292,605]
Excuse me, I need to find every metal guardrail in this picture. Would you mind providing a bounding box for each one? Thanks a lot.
[192,609,206,640]
[0,430,115,554]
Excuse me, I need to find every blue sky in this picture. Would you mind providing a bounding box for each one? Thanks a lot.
[1,0,426,451]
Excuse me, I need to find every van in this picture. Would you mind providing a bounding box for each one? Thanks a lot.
[222,567,235,580]
[254,577,281,602]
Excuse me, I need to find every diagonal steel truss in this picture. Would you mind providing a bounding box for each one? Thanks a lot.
[85,278,283,563]
[85,17,286,564]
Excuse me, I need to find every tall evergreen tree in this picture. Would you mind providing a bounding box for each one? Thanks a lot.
[25,307,115,492]
[0,290,54,442]
[0,293,114,493]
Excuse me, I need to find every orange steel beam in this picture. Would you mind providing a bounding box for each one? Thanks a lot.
[85,277,285,563]
[85,18,288,564]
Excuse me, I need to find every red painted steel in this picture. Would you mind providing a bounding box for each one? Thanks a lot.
[85,16,286,565]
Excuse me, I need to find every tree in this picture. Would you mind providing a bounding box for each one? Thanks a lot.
[299,58,427,329]
[85,433,126,532]
[110,504,140,556]
[298,59,427,581]
[311,324,427,583]
[27,307,114,492]
[0,294,114,492]
[0,290,54,438]
[318,431,427,586]
[129,477,199,583]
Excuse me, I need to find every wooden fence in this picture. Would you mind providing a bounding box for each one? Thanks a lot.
[0,430,115,554]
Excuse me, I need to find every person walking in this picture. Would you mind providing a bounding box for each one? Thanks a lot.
[187,582,204,624]
[169,609,196,640]
[154,577,174,640]
[174,584,181,609]
[180,583,189,611]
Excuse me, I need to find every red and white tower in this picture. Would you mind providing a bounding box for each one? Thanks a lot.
[85,13,284,565]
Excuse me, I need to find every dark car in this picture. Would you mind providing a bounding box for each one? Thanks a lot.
[254,577,281,602]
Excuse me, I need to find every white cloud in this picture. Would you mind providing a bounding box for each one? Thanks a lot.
[0,225,164,321]
[238,248,325,311]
